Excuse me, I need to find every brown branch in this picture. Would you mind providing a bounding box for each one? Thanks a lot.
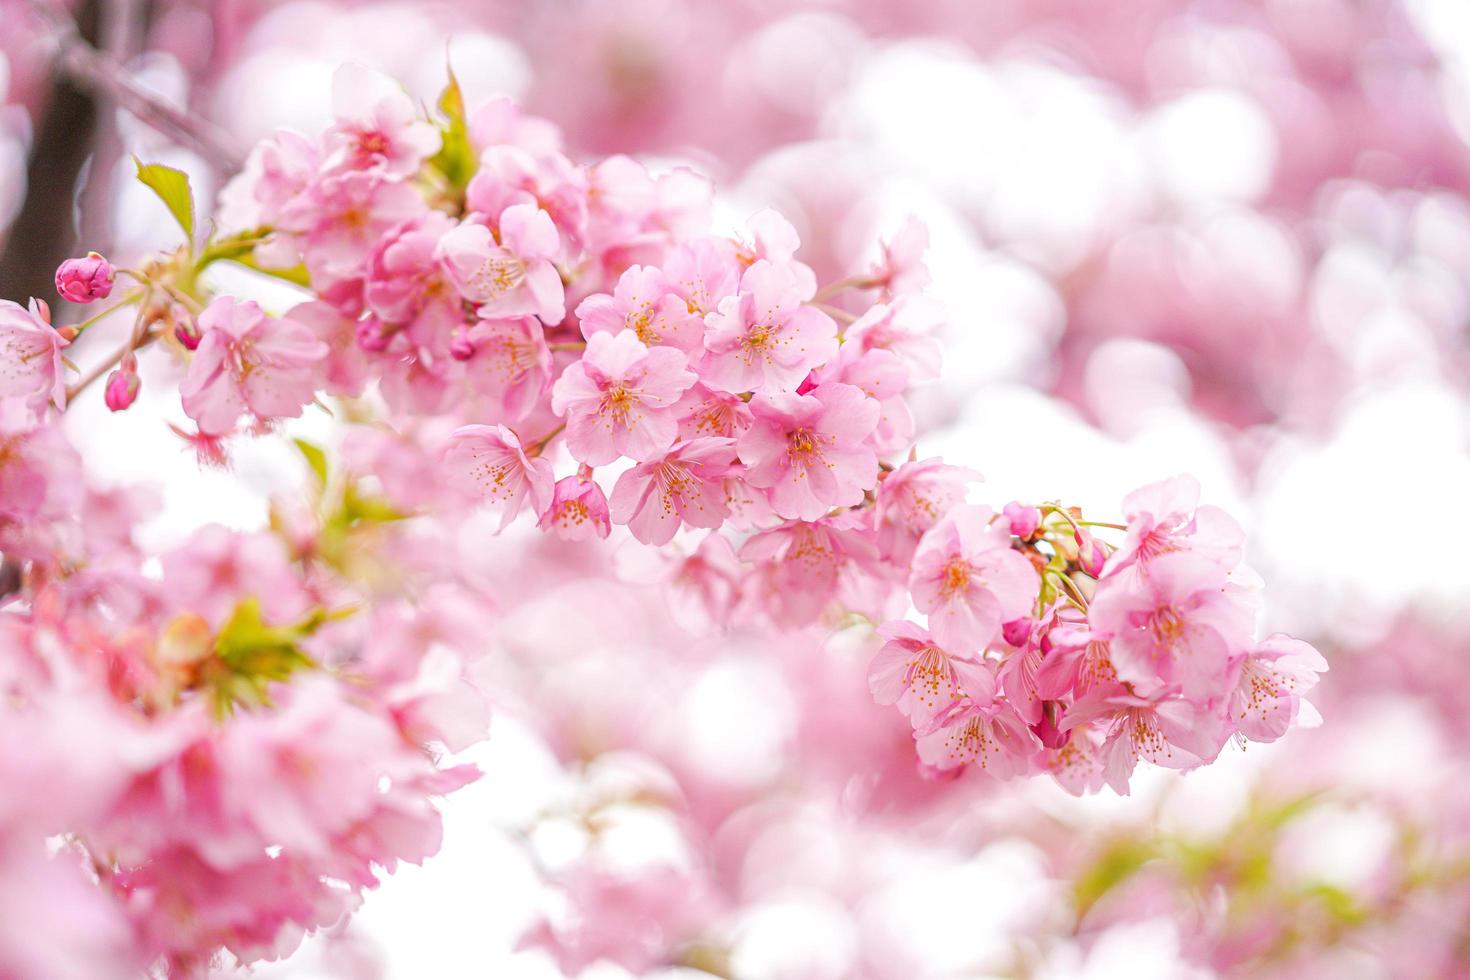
[26,0,244,173]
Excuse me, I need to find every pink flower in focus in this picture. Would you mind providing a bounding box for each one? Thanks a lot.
[438,205,566,323]
[461,316,553,423]
[661,238,739,318]
[914,697,1034,776]
[1088,553,1254,703]
[55,252,115,303]
[874,456,981,564]
[1105,474,1244,581]
[1228,633,1328,743]
[609,437,737,545]
[0,299,67,412]
[550,330,696,466]
[702,260,837,393]
[324,63,440,178]
[868,620,997,725]
[278,170,426,299]
[673,384,752,440]
[179,298,327,435]
[1061,690,1226,794]
[444,424,555,530]
[576,265,703,351]
[910,504,1040,653]
[539,473,611,541]
[738,383,879,522]
[815,344,913,455]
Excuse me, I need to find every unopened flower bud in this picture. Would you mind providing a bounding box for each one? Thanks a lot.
[104,354,141,412]
[55,252,115,304]
[355,317,393,352]
[1002,617,1032,648]
[449,333,475,361]
[1003,501,1041,539]
[175,318,202,351]
[1075,530,1106,577]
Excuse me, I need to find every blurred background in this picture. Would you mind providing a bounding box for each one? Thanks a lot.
[7,0,1470,977]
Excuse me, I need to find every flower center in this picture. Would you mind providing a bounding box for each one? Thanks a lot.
[940,560,971,598]
[470,256,525,297]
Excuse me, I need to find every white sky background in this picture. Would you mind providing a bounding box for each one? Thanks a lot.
[31,1,1470,977]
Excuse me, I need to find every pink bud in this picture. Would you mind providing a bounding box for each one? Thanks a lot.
[1001,617,1032,648]
[104,354,140,412]
[1031,703,1069,750]
[1003,502,1041,539]
[1075,530,1106,577]
[355,317,394,352]
[174,318,202,350]
[449,333,475,361]
[55,252,115,304]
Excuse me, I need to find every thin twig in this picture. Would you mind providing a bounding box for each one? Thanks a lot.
[26,0,244,173]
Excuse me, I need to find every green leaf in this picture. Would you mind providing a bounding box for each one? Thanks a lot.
[232,251,312,288]
[197,228,270,267]
[427,68,476,193]
[208,598,319,714]
[293,437,329,488]
[133,158,195,242]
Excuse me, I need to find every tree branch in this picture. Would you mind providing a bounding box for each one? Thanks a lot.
[25,0,244,173]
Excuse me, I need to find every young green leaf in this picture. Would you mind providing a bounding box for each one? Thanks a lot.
[133,158,196,242]
[427,68,475,193]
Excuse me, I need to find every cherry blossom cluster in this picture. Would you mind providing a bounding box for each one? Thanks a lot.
[0,412,490,976]
[870,476,1328,792]
[0,62,1331,975]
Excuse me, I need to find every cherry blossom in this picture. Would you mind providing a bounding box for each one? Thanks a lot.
[444,423,555,529]
[909,504,1041,654]
[551,329,696,465]
[737,383,879,521]
[178,298,327,434]
[701,259,837,393]
[609,437,737,545]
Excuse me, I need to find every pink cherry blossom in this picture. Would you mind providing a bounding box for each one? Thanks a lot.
[324,63,440,178]
[461,316,553,423]
[910,504,1041,654]
[576,264,703,351]
[845,296,945,384]
[868,216,931,298]
[661,238,739,318]
[608,437,737,545]
[1061,690,1226,794]
[438,205,565,323]
[673,383,752,440]
[738,382,880,521]
[0,299,67,412]
[550,330,696,466]
[539,473,611,541]
[701,259,837,393]
[179,298,327,435]
[1088,552,1255,703]
[874,456,981,563]
[1228,633,1328,743]
[914,697,1034,776]
[277,170,426,297]
[739,511,883,627]
[1104,474,1244,581]
[868,621,997,725]
[443,424,555,530]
